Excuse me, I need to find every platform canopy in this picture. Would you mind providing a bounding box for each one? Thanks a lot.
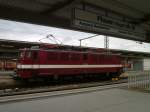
[0,0,150,42]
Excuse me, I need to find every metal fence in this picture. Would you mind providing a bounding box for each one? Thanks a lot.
[128,71,150,89]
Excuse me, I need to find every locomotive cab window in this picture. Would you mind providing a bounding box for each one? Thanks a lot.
[20,51,25,58]
[26,51,31,58]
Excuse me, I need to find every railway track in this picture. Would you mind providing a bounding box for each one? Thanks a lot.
[0,79,128,104]
[0,79,127,97]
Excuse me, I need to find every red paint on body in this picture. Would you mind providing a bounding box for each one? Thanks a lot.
[17,45,123,79]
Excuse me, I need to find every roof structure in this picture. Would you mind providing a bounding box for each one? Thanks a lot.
[0,39,150,59]
[0,0,150,42]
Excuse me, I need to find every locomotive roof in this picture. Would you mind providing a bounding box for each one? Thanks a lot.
[21,45,121,56]
[32,44,106,52]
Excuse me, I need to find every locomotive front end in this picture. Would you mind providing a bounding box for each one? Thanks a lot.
[16,48,38,79]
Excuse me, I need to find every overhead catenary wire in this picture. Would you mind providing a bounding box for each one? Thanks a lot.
[79,34,99,46]
[39,34,63,45]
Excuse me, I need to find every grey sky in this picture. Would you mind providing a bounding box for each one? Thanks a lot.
[0,19,150,52]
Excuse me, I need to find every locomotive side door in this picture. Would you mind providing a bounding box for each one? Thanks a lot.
[32,50,45,75]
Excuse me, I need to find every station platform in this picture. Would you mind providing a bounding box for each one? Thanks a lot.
[0,71,14,76]
[0,87,149,112]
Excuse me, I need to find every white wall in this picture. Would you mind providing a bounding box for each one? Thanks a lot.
[143,58,150,71]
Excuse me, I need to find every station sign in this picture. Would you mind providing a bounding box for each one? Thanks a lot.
[72,8,146,41]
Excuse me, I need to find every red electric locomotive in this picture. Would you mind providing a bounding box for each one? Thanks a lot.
[16,44,123,79]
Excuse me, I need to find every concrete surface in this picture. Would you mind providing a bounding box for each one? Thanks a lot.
[0,71,14,76]
[0,88,149,112]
